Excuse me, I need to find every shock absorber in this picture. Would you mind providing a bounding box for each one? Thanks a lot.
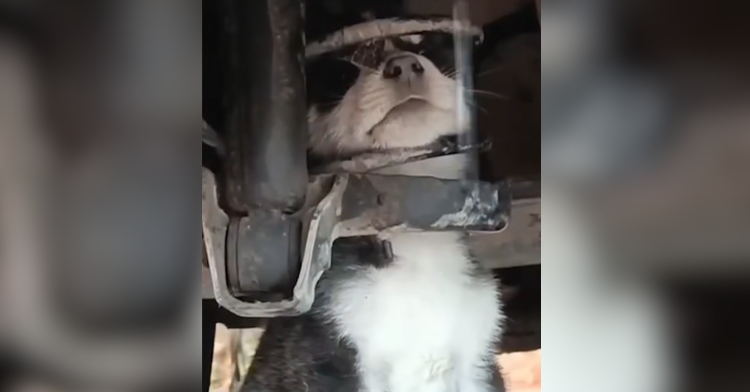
[216,0,308,214]
[207,0,308,300]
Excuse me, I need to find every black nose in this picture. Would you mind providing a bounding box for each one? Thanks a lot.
[383,55,424,80]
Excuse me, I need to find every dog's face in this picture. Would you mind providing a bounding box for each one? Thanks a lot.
[306,32,470,163]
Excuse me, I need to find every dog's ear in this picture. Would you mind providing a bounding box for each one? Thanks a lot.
[473,3,540,67]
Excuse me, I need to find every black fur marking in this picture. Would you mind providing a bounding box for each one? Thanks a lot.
[240,316,360,392]
[241,237,393,391]
[393,31,459,75]
[332,236,395,268]
[306,53,361,115]
[474,3,541,64]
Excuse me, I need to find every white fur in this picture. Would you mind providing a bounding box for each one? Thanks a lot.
[327,232,503,392]
[310,51,504,392]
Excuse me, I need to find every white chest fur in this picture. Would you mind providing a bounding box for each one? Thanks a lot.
[326,232,503,392]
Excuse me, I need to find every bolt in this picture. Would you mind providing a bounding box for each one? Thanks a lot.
[377,194,387,206]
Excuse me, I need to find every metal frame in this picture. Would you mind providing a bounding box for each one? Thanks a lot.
[203,168,512,317]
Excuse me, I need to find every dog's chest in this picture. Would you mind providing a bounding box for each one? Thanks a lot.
[328,233,502,390]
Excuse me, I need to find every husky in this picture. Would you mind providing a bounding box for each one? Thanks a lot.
[240,12,521,392]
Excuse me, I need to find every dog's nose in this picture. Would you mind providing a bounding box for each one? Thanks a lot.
[383,55,424,80]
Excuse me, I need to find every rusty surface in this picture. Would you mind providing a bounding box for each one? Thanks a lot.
[213,0,308,213]
[338,174,510,236]
[227,210,301,295]
[204,172,514,306]
[202,169,345,317]
[469,197,540,269]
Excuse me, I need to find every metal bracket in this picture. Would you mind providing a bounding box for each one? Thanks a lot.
[309,137,492,175]
[202,168,345,318]
[337,174,509,236]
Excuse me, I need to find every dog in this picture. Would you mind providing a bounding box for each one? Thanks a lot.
[240,17,506,392]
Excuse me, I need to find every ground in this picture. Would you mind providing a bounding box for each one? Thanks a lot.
[210,324,541,392]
